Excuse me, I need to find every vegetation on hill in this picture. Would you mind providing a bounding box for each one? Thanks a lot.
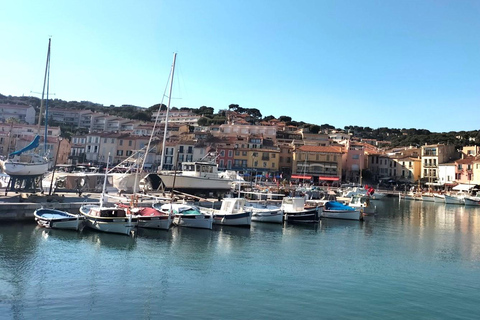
[1,94,479,149]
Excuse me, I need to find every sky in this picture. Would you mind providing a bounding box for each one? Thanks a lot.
[1,0,479,133]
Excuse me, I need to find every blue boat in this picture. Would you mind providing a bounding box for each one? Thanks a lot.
[34,208,85,230]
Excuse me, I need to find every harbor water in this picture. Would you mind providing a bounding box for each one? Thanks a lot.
[1,198,480,319]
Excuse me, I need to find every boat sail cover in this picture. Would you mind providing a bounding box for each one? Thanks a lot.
[9,135,41,157]
[324,201,356,211]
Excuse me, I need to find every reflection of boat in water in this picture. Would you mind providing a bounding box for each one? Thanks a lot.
[83,229,137,250]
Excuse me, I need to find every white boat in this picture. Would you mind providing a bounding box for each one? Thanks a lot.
[421,193,435,202]
[155,203,212,229]
[80,204,137,236]
[34,208,84,230]
[348,194,376,215]
[200,198,251,227]
[245,202,284,224]
[321,201,363,221]
[135,206,172,230]
[433,194,445,203]
[281,197,319,223]
[155,160,236,195]
[399,192,416,201]
[464,196,480,207]
[4,39,52,177]
[444,193,466,205]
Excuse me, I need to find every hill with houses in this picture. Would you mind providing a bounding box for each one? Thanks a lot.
[1,94,480,187]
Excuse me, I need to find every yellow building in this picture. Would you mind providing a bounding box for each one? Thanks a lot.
[248,149,280,173]
[393,156,421,183]
[292,145,343,183]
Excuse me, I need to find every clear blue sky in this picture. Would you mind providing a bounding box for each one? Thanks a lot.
[1,0,479,133]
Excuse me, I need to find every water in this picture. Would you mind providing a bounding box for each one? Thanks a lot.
[1,198,480,319]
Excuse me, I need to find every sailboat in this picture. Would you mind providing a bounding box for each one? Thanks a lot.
[4,39,51,176]
[112,52,177,194]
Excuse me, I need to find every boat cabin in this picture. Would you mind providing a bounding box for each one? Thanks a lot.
[91,208,127,218]
[220,198,247,213]
[181,161,219,178]
[281,197,307,212]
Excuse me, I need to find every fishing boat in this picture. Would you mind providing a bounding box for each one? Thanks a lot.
[4,39,52,177]
[80,153,137,236]
[463,196,480,207]
[444,192,466,205]
[80,204,137,236]
[433,193,445,203]
[200,198,252,227]
[134,206,172,230]
[281,197,320,223]
[348,194,376,215]
[245,202,284,224]
[155,202,212,229]
[34,208,84,230]
[321,201,363,221]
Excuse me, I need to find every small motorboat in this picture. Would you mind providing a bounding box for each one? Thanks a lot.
[281,197,319,223]
[155,203,212,229]
[199,198,252,227]
[135,206,172,230]
[34,208,85,230]
[80,204,137,236]
[245,202,284,224]
[321,201,363,221]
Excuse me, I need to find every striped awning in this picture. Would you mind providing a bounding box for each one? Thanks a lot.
[291,175,312,179]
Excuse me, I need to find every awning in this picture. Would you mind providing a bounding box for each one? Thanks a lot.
[452,184,476,191]
[318,176,340,181]
[291,175,312,179]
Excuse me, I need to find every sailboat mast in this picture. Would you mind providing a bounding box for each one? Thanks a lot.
[159,52,177,170]
[37,38,51,138]
[44,41,51,155]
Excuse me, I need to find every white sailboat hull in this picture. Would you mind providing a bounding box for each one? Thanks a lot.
[4,161,49,176]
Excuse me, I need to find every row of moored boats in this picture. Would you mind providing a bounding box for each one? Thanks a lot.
[34,195,372,236]
[399,192,480,206]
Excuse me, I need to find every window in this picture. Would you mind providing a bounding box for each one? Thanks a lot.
[220,150,225,157]
[352,154,359,160]
[128,140,132,146]
[179,146,184,153]
[117,150,123,156]
[228,150,233,157]
[119,140,123,146]
[188,146,193,153]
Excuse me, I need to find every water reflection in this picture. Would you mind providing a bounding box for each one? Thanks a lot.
[81,229,137,251]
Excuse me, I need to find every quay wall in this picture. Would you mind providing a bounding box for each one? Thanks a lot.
[0,201,98,221]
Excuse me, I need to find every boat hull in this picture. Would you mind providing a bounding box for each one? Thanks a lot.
[320,209,363,221]
[464,197,480,207]
[80,205,137,235]
[34,208,84,230]
[444,195,465,205]
[212,211,251,227]
[284,208,320,223]
[173,214,213,229]
[137,215,172,230]
[5,161,49,176]
[158,174,232,191]
[250,209,284,224]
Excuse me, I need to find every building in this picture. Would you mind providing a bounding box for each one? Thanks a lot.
[0,104,36,124]
[292,145,343,183]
